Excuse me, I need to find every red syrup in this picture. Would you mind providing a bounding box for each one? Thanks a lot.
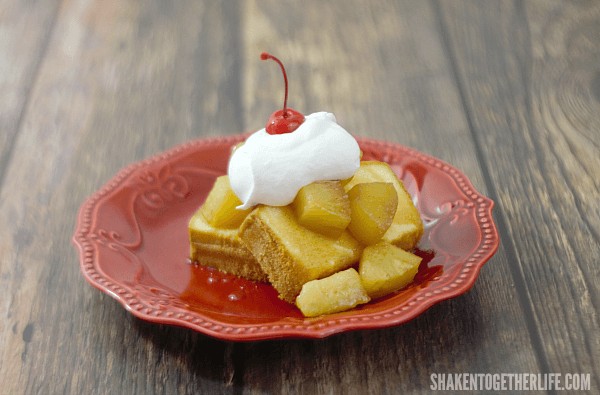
[182,248,442,317]
[260,52,305,134]
[180,260,300,319]
[412,248,443,285]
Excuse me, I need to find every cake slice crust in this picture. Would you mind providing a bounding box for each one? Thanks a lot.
[239,205,362,302]
[189,208,267,282]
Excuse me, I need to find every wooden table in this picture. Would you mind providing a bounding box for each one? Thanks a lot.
[1,1,598,393]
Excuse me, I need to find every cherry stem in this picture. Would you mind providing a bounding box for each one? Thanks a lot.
[260,52,289,118]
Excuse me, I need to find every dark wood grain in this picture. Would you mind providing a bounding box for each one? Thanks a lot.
[0,0,61,185]
[0,0,597,393]
[238,0,543,393]
[437,0,600,387]
[0,1,243,394]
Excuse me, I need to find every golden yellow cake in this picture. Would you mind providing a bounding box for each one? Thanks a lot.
[188,176,268,282]
[189,210,267,282]
[238,205,362,302]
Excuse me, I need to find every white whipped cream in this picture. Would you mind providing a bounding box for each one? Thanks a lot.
[228,112,360,209]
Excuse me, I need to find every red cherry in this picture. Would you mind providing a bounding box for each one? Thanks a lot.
[266,108,305,134]
[260,52,305,134]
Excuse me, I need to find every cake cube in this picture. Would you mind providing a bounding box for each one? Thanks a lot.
[344,161,423,250]
[296,268,370,317]
[189,208,267,282]
[359,241,422,299]
[239,205,362,302]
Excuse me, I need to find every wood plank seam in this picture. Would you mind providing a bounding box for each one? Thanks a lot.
[431,0,552,375]
[0,0,63,195]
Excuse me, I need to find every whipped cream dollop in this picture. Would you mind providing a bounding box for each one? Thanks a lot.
[228,112,360,209]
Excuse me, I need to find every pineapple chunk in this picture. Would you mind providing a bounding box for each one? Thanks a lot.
[201,175,252,228]
[347,182,398,245]
[292,181,351,237]
[296,268,370,317]
[359,242,422,299]
[344,161,423,250]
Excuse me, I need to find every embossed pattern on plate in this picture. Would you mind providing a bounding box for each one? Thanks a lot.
[73,135,499,341]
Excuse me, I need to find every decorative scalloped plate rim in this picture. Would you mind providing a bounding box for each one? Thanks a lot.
[73,135,499,341]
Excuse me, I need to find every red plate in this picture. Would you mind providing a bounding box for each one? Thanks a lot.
[73,135,498,341]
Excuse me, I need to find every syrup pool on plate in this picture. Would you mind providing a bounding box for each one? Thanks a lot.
[179,261,300,319]
[180,248,442,315]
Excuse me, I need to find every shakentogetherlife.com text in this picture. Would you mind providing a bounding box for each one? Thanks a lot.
[430,373,591,391]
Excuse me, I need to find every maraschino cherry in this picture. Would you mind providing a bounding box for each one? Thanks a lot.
[261,52,305,134]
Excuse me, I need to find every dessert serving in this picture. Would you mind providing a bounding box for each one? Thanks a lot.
[74,50,498,340]
[188,53,424,317]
